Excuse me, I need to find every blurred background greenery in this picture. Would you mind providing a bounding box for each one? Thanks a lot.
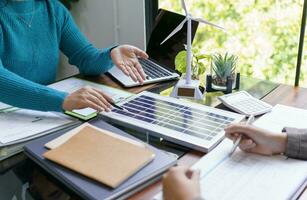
[159,0,306,86]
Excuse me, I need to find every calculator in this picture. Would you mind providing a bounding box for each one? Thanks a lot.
[218,91,272,116]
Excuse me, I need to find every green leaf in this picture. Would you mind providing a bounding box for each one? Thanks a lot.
[196,54,212,60]
[175,51,187,73]
[198,62,206,75]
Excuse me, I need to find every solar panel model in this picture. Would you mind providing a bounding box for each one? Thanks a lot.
[101,92,245,152]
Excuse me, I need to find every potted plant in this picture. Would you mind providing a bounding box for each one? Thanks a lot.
[211,52,238,90]
[175,50,210,80]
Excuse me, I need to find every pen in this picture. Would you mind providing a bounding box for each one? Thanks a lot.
[31,117,43,123]
[229,115,254,156]
[110,102,127,111]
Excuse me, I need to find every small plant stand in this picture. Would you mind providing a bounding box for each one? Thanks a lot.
[206,72,240,94]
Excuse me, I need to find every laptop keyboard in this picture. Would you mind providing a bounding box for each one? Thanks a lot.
[139,59,173,80]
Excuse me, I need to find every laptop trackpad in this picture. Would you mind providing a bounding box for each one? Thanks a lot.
[108,66,138,87]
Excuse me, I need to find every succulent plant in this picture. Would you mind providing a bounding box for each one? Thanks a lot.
[211,52,237,80]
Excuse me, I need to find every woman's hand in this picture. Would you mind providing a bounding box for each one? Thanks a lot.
[163,166,201,200]
[224,123,287,155]
[110,45,148,84]
[62,86,112,112]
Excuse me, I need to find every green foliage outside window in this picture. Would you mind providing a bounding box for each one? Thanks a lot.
[160,0,306,85]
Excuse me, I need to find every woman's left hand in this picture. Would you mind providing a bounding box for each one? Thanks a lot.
[110,45,148,84]
[163,166,201,200]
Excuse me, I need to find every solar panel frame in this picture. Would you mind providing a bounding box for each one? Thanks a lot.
[101,91,245,152]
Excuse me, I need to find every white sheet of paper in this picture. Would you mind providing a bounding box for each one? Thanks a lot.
[153,139,307,200]
[0,109,75,144]
[153,104,307,200]
[49,77,132,103]
[0,102,12,111]
[193,139,307,200]
[253,104,307,132]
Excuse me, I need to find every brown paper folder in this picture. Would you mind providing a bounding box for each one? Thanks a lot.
[43,124,155,188]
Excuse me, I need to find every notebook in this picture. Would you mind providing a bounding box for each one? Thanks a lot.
[43,123,155,188]
[24,119,177,200]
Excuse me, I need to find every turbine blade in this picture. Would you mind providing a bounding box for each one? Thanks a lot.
[160,18,188,45]
[181,0,188,15]
[193,17,226,31]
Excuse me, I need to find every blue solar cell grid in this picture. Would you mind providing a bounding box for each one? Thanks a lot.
[112,95,235,141]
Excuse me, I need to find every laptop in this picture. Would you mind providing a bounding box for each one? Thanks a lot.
[108,9,199,87]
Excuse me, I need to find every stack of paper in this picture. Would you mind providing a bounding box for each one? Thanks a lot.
[0,109,79,161]
[253,104,307,131]
[0,102,11,110]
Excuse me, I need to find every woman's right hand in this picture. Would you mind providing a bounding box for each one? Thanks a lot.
[62,87,112,112]
[224,124,287,155]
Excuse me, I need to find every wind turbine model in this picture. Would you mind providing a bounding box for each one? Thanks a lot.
[161,0,225,99]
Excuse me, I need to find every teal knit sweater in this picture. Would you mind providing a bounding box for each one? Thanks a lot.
[0,0,114,112]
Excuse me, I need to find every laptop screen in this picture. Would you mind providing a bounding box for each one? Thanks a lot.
[146,9,199,70]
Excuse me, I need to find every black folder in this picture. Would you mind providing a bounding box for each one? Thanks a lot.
[24,119,177,200]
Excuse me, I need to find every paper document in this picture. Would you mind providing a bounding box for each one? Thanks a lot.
[253,104,307,132]
[49,77,132,103]
[193,140,307,200]
[153,104,307,200]
[0,102,12,111]
[0,109,76,144]
[153,139,307,200]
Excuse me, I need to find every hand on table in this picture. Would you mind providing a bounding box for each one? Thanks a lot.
[224,123,287,155]
[163,166,201,200]
[110,45,148,84]
[62,86,112,112]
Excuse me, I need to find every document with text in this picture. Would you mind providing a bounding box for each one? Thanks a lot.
[153,104,307,200]
[192,139,307,200]
[0,109,77,144]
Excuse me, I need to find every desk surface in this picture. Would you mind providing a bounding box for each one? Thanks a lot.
[2,74,307,200]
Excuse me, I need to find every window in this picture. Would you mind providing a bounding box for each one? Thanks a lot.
[158,0,306,86]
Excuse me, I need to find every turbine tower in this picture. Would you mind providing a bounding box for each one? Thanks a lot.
[161,0,225,99]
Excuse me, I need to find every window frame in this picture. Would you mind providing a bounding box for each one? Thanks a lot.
[145,0,159,47]
[295,0,307,86]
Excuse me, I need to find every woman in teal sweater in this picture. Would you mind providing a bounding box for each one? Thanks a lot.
[0,0,147,112]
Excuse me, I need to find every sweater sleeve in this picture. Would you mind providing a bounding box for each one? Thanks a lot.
[56,2,114,76]
[283,127,307,160]
[0,59,68,112]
